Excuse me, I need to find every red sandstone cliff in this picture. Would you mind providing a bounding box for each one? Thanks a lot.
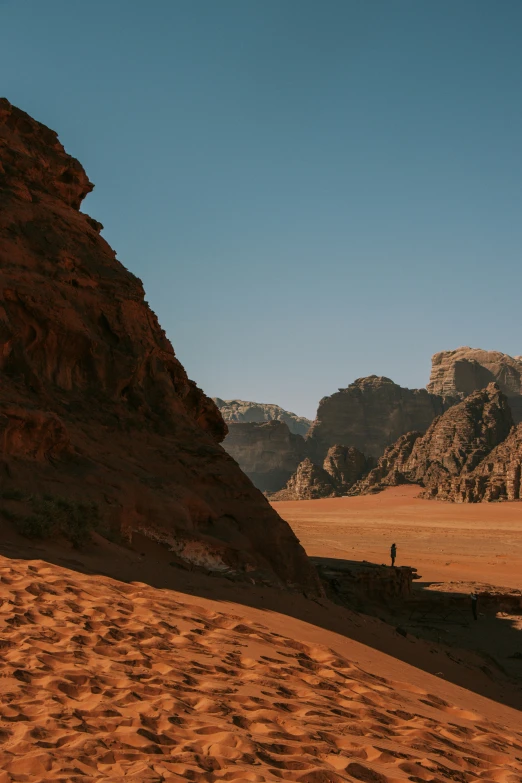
[427,347,522,423]
[214,399,311,436]
[306,375,452,461]
[355,384,514,501]
[0,98,321,593]
[271,445,370,500]
[452,422,522,502]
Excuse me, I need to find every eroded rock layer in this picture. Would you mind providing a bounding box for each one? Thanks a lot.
[352,432,423,495]
[0,98,320,593]
[355,384,514,501]
[428,347,522,422]
[272,445,370,500]
[214,398,311,436]
[307,375,451,461]
[272,457,336,500]
[453,423,522,502]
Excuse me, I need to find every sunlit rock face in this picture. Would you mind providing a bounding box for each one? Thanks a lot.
[428,347,522,423]
[214,398,311,436]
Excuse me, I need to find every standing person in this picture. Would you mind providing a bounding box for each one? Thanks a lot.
[470,592,478,620]
[390,543,397,567]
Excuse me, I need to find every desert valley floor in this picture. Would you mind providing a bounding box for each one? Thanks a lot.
[0,488,520,782]
[272,485,522,588]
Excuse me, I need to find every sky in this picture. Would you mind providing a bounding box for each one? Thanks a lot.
[1,1,521,419]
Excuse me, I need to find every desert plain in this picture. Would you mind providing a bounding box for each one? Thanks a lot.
[272,485,522,588]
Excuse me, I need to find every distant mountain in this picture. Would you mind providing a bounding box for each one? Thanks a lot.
[428,347,522,423]
[214,399,312,436]
[354,383,516,501]
[306,376,452,460]
[216,349,522,502]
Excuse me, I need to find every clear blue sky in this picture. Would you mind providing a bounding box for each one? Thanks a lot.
[2,1,521,419]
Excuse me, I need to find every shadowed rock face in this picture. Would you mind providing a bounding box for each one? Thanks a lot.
[322,445,371,494]
[428,347,522,423]
[214,399,311,436]
[273,457,336,500]
[307,376,451,460]
[355,384,514,501]
[272,445,370,500]
[352,432,423,495]
[0,98,321,594]
[222,421,306,492]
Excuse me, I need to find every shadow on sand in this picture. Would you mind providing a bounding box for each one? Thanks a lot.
[0,530,520,712]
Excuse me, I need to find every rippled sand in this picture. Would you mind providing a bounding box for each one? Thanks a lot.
[0,554,520,782]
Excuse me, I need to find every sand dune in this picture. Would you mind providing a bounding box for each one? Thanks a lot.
[0,554,520,782]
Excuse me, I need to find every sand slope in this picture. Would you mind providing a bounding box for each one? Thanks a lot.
[0,555,520,782]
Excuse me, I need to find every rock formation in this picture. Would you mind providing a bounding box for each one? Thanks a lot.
[322,444,370,491]
[313,558,419,608]
[307,375,451,460]
[214,398,311,436]
[353,432,423,494]
[272,444,370,500]
[272,457,336,500]
[428,347,522,422]
[0,98,321,593]
[452,423,522,502]
[222,420,306,492]
[355,384,514,500]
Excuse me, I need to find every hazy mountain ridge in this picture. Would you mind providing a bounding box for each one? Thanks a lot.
[213,398,312,436]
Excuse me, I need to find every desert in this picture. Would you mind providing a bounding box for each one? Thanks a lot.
[273,485,522,588]
[0,517,521,782]
[2,4,522,782]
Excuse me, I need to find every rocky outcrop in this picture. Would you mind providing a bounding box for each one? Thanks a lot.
[214,399,311,436]
[218,420,306,493]
[0,98,321,594]
[356,384,514,500]
[452,423,522,502]
[272,457,336,500]
[272,445,370,500]
[307,375,451,460]
[353,432,422,494]
[322,445,370,492]
[428,347,522,423]
[407,384,513,498]
[313,558,419,608]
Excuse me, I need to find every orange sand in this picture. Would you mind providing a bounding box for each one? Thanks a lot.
[0,489,521,781]
[0,555,521,782]
[272,485,522,588]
